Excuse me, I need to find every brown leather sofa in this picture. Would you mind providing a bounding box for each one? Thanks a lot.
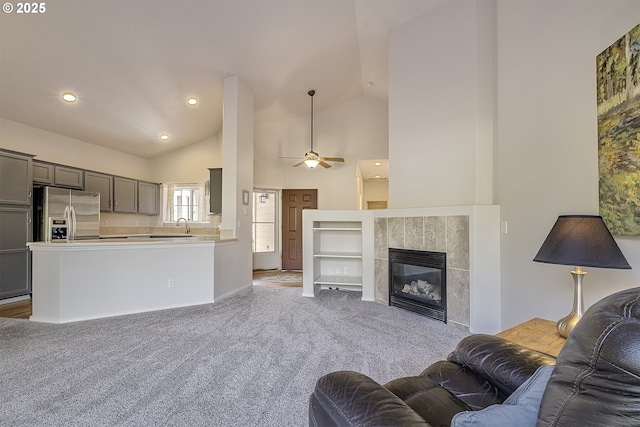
[309,287,640,426]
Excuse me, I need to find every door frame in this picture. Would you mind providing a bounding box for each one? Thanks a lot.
[252,188,281,270]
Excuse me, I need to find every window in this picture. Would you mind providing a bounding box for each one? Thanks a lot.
[162,183,207,223]
[252,190,276,253]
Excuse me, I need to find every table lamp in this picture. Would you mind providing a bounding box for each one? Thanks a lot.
[533,215,631,338]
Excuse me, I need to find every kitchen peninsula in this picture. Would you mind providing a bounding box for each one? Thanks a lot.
[27,236,236,323]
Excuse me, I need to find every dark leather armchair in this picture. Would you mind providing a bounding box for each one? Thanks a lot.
[309,287,640,426]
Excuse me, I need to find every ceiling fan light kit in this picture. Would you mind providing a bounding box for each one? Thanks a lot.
[293,90,345,169]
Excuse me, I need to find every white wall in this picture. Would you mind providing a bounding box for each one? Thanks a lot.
[254,96,389,209]
[149,134,221,184]
[496,0,640,327]
[388,0,640,329]
[363,180,389,207]
[0,118,150,180]
[388,0,495,208]
[213,75,255,299]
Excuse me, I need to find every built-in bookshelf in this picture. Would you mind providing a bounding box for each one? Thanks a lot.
[302,210,374,301]
[312,222,363,291]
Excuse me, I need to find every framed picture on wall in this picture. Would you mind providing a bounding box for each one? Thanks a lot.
[596,22,640,236]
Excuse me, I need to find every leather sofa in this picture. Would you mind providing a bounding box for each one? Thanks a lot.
[309,287,640,426]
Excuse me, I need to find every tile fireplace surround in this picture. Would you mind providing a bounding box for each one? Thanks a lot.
[303,206,501,334]
[375,215,470,330]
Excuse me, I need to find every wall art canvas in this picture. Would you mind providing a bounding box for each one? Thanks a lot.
[596,22,640,236]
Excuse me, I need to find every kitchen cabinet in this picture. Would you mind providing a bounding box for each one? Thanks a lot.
[113,177,137,213]
[54,165,84,189]
[85,171,113,211]
[0,150,33,205]
[209,168,222,214]
[0,149,32,299]
[137,181,160,215]
[0,208,32,299]
[32,161,83,189]
[33,161,54,185]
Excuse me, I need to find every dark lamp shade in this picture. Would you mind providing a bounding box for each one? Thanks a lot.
[533,215,631,269]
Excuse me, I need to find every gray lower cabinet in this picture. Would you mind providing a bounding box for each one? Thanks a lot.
[0,208,31,299]
[113,177,137,213]
[85,171,114,211]
[0,149,32,299]
[138,181,159,215]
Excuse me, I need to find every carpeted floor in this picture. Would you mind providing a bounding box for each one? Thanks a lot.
[0,286,469,426]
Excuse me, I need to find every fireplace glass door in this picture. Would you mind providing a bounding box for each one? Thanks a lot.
[389,248,446,321]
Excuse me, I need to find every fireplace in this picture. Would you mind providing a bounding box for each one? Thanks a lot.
[389,248,446,322]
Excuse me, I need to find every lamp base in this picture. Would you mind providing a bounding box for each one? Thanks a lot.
[556,267,586,338]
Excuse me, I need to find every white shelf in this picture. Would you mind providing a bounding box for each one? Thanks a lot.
[313,227,362,232]
[313,251,362,259]
[314,275,362,285]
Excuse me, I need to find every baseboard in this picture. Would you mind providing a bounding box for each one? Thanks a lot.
[0,294,31,306]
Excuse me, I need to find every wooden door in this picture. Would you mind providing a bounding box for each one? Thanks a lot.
[281,189,317,270]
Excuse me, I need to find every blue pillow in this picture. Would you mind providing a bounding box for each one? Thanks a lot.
[451,365,554,427]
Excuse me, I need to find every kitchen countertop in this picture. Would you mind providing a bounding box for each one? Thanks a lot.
[27,235,237,251]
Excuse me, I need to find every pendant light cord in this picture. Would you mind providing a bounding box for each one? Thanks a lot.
[309,89,315,152]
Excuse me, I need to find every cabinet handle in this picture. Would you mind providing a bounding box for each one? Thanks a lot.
[28,191,32,198]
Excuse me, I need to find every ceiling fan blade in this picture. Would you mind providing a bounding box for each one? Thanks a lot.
[318,161,332,168]
[321,157,345,162]
[292,160,305,167]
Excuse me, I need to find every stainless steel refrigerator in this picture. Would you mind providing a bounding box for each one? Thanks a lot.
[35,187,100,242]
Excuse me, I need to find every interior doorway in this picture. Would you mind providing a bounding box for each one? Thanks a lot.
[281,189,317,270]
[252,189,280,270]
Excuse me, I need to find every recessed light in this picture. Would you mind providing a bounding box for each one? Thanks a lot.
[374,161,381,166]
[61,92,77,102]
[160,134,169,141]
[187,97,198,106]
[365,81,374,87]
[375,175,381,178]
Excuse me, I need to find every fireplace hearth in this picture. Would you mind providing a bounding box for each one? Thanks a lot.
[389,248,446,322]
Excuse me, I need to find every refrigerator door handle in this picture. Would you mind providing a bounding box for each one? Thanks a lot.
[70,205,77,241]
[64,205,71,242]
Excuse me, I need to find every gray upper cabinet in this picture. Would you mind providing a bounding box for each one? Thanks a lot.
[85,171,114,211]
[138,181,160,215]
[33,161,54,185]
[113,177,137,213]
[33,161,84,189]
[31,158,160,216]
[209,168,222,214]
[0,150,33,205]
[54,165,83,189]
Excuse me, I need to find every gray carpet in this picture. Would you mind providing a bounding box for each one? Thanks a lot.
[0,286,469,426]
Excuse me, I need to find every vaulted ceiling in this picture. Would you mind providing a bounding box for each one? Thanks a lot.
[0,0,447,159]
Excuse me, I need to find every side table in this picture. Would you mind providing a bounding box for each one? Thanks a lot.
[496,317,566,358]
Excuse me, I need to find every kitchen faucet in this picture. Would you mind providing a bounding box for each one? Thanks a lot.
[176,217,190,234]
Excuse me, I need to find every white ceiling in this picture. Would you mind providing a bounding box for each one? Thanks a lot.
[0,0,446,159]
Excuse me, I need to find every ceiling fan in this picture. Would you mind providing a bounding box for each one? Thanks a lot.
[292,90,345,168]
